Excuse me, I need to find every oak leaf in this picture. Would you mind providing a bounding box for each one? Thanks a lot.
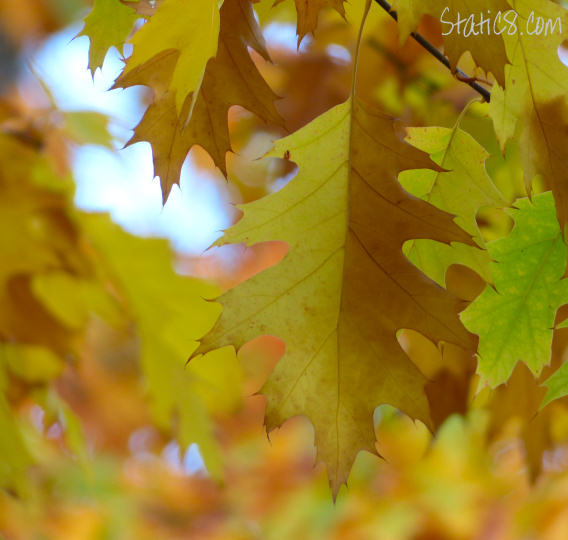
[401,119,505,286]
[199,94,475,495]
[115,0,282,202]
[197,2,476,491]
[462,192,568,387]
[78,0,138,72]
[123,0,223,112]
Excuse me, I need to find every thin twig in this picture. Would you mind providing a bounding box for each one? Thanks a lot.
[373,0,492,102]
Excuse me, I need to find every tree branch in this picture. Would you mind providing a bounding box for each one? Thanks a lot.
[372,0,492,102]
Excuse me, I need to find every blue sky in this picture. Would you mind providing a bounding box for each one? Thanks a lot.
[27,23,234,255]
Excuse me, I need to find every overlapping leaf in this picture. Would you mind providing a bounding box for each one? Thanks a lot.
[198,2,475,495]
[123,0,223,112]
[462,192,568,387]
[489,0,568,228]
[115,0,282,202]
[78,0,138,72]
[391,0,509,86]
[401,120,505,286]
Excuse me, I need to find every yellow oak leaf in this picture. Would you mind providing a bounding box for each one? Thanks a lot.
[391,0,509,86]
[123,0,223,112]
[198,1,475,495]
[401,118,506,286]
[115,0,282,202]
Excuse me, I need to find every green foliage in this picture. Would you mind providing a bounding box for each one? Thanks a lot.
[462,193,568,387]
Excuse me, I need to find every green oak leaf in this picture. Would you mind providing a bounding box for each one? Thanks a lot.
[78,0,138,72]
[462,192,568,387]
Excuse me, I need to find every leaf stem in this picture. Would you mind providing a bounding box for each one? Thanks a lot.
[372,0,492,103]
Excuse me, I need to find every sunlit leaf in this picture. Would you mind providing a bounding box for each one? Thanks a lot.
[462,192,568,387]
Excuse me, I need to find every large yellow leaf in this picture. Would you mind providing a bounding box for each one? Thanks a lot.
[123,0,223,112]
[115,0,282,202]
[391,0,509,87]
[199,1,475,495]
[489,0,568,228]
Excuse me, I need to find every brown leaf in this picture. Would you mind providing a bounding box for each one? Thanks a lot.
[115,0,283,202]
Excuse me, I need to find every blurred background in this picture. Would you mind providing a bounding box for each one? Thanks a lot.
[3,0,568,538]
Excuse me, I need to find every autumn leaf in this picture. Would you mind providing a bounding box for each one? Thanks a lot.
[391,0,509,87]
[401,117,506,286]
[462,192,568,387]
[10,0,568,520]
[115,0,282,202]
[489,0,568,228]
[198,1,475,495]
[123,0,223,112]
[78,0,138,73]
